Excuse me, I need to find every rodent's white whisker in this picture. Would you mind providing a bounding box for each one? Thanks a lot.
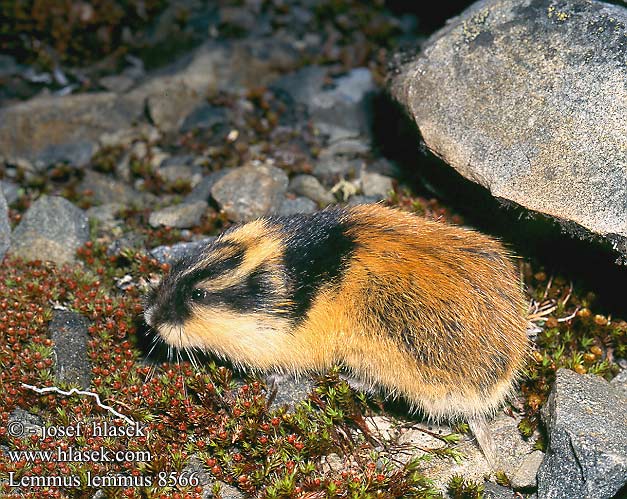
[145,335,161,360]
[144,364,156,383]
[186,346,201,372]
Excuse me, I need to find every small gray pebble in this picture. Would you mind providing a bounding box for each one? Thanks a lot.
[149,201,208,229]
[150,238,215,265]
[1,180,20,205]
[288,174,335,206]
[184,170,230,204]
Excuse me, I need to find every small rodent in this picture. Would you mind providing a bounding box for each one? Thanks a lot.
[144,204,528,463]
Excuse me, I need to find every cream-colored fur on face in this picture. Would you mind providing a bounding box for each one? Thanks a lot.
[179,307,333,372]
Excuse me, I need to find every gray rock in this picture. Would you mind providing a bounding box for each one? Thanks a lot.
[182,455,245,499]
[130,141,149,162]
[510,450,544,490]
[347,195,381,206]
[367,158,401,178]
[1,180,20,205]
[407,412,536,493]
[364,416,398,442]
[310,67,375,143]
[107,232,147,257]
[390,0,627,262]
[85,203,124,225]
[184,458,247,499]
[180,104,228,133]
[0,189,9,261]
[133,39,298,133]
[158,164,202,188]
[99,124,161,149]
[211,163,289,222]
[150,238,215,265]
[10,195,89,265]
[8,408,44,438]
[184,170,230,204]
[274,66,375,146]
[145,88,212,135]
[265,373,314,411]
[288,174,335,206]
[318,137,371,157]
[99,74,135,93]
[483,482,514,499]
[0,54,21,77]
[610,369,627,399]
[271,66,328,106]
[220,6,257,33]
[149,201,208,229]
[161,155,194,167]
[537,368,627,499]
[182,455,213,498]
[0,92,141,169]
[360,171,394,199]
[49,310,91,389]
[396,423,446,461]
[213,482,245,499]
[313,156,361,183]
[275,196,318,216]
[79,170,154,207]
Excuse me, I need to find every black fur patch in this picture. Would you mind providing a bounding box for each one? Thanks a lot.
[459,246,504,263]
[186,246,245,284]
[273,209,357,320]
[204,265,279,313]
[149,271,191,326]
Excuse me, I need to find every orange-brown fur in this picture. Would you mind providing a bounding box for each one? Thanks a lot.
[147,204,529,462]
[297,206,528,420]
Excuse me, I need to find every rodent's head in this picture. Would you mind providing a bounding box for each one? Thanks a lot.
[143,220,296,367]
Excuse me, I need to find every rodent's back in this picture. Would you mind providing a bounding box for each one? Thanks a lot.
[295,204,528,420]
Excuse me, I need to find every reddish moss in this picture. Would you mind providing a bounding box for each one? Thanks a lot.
[1,0,167,68]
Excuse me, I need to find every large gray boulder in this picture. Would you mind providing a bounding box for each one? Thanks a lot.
[537,369,627,499]
[391,0,627,261]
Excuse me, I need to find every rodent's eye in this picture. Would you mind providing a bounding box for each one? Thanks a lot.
[190,288,208,302]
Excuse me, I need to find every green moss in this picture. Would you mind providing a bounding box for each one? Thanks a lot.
[447,474,485,499]
[518,266,623,436]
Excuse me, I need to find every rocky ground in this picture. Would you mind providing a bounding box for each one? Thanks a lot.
[0,1,626,499]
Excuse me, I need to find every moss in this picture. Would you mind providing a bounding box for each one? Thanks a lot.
[386,187,465,225]
[0,0,167,68]
[0,246,448,498]
[518,265,623,436]
[447,474,484,499]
